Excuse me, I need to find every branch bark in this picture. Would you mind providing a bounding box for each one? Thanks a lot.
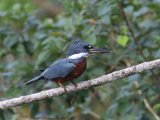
[0,59,160,110]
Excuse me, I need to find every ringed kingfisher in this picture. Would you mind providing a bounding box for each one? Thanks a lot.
[25,40,110,92]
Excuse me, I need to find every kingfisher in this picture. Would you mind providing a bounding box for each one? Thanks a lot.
[25,40,110,92]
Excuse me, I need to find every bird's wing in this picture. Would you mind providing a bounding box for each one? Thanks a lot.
[41,60,74,80]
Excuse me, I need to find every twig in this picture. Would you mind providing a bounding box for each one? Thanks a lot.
[0,59,160,109]
[117,1,160,119]
[117,0,159,80]
[134,81,160,120]
[117,0,145,58]
[126,61,160,120]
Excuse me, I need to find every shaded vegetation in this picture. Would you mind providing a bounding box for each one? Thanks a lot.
[0,0,160,119]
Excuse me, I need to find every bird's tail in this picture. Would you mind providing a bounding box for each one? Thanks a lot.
[24,75,43,85]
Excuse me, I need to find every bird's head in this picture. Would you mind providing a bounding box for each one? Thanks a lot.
[66,40,111,59]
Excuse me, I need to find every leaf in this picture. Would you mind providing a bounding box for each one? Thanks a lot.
[128,74,141,83]
[154,49,160,58]
[12,3,21,11]
[98,3,111,16]
[6,86,20,97]
[43,18,54,27]
[124,6,134,15]
[3,35,18,49]
[86,34,96,45]
[117,35,129,47]
[153,104,160,112]
[37,50,50,65]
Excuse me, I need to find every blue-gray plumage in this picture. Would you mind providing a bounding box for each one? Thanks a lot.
[42,59,77,80]
[66,40,91,56]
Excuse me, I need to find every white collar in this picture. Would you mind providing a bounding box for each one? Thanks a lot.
[68,52,89,59]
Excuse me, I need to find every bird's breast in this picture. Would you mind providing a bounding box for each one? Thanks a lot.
[71,58,87,77]
[53,59,87,83]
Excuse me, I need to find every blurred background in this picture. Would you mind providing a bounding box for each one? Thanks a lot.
[0,0,160,119]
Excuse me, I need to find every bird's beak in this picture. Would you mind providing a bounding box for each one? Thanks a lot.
[89,48,111,54]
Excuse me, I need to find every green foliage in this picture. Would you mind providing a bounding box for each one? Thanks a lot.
[117,35,129,47]
[0,0,160,119]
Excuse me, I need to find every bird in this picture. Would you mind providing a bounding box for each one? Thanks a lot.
[24,40,110,92]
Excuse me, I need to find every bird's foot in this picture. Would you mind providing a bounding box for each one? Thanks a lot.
[71,80,78,90]
[63,87,67,93]
[70,80,78,104]
[58,82,67,93]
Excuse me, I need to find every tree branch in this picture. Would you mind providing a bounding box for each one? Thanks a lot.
[0,59,160,110]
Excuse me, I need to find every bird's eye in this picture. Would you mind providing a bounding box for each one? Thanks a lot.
[88,45,92,48]
[84,45,93,49]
